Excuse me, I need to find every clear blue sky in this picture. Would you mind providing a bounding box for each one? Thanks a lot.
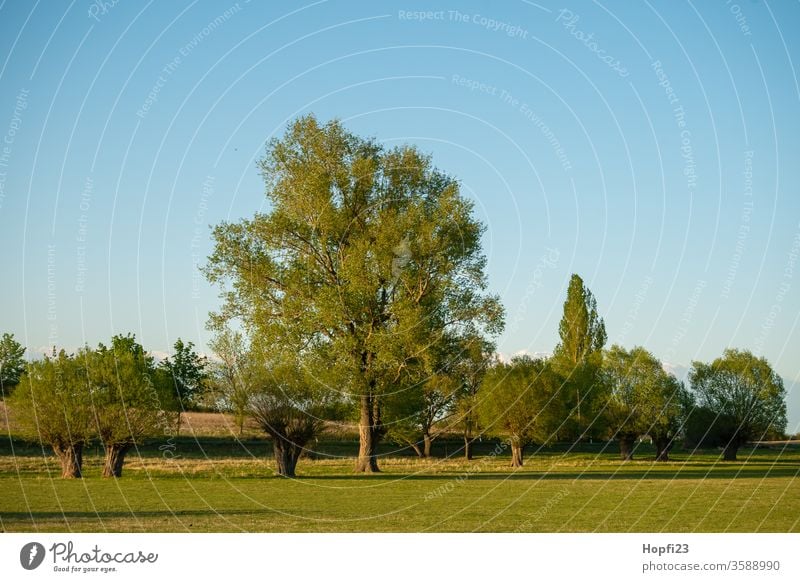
[0,1,798,429]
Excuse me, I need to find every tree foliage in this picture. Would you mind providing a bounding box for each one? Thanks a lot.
[601,345,682,460]
[450,335,495,460]
[386,334,474,458]
[479,356,564,467]
[0,332,26,395]
[688,349,786,460]
[551,274,607,441]
[10,350,94,478]
[205,115,503,472]
[208,328,257,435]
[160,338,209,409]
[10,336,168,479]
[554,274,607,362]
[87,334,166,477]
[246,345,338,477]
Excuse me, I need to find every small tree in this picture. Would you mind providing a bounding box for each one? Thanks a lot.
[387,375,455,458]
[551,274,607,441]
[10,350,94,478]
[479,356,564,467]
[247,351,335,477]
[451,336,495,460]
[649,376,686,462]
[87,335,166,477]
[0,332,26,395]
[689,349,786,461]
[209,328,256,435]
[602,346,683,461]
[386,335,470,458]
[160,338,209,409]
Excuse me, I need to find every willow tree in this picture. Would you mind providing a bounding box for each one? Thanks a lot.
[246,346,335,477]
[205,115,503,472]
[10,350,94,478]
[478,356,564,467]
[552,274,607,441]
[689,349,786,461]
[87,335,166,477]
[602,345,682,461]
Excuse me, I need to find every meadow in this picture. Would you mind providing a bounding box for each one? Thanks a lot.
[1,412,798,533]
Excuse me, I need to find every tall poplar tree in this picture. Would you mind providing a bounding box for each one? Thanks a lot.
[552,274,607,441]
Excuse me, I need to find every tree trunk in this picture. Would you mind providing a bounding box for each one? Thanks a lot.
[53,442,83,479]
[409,442,424,458]
[102,443,131,478]
[722,442,739,461]
[423,432,433,458]
[619,434,636,461]
[464,435,473,460]
[654,435,672,462]
[355,394,381,472]
[510,442,525,467]
[273,438,301,477]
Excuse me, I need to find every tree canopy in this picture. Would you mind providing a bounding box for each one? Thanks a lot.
[160,338,209,409]
[87,334,166,477]
[601,345,682,460]
[688,349,786,460]
[10,336,168,478]
[205,115,503,472]
[551,274,607,441]
[0,332,26,395]
[10,350,94,478]
[479,356,564,467]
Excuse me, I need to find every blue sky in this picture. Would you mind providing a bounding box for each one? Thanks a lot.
[0,1,798,429]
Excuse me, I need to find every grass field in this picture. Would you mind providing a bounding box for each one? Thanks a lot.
[1,427,798,533]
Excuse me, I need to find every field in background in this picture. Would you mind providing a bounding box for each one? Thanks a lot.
[1,406,798,533]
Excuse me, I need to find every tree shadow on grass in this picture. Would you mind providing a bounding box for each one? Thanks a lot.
[1,508,282,522]
[302,465,800,481]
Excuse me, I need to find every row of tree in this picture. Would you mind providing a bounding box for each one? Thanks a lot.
[1,314,787,480]
[2,334,208,478]
[1,115,789,479]
[201,116,787,475]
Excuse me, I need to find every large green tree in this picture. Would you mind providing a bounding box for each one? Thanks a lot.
[10,350,94,478]
[689,349,786,461]
[0,332,26,395]
[602,345,682,461]
[552,274,607,441]
[205,115,503,472]
[479,356,564,467]
[87,334,166,477]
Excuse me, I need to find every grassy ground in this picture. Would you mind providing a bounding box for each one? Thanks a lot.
[1,433,798,533]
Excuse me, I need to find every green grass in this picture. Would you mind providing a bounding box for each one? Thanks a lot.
[1,437,798,532]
